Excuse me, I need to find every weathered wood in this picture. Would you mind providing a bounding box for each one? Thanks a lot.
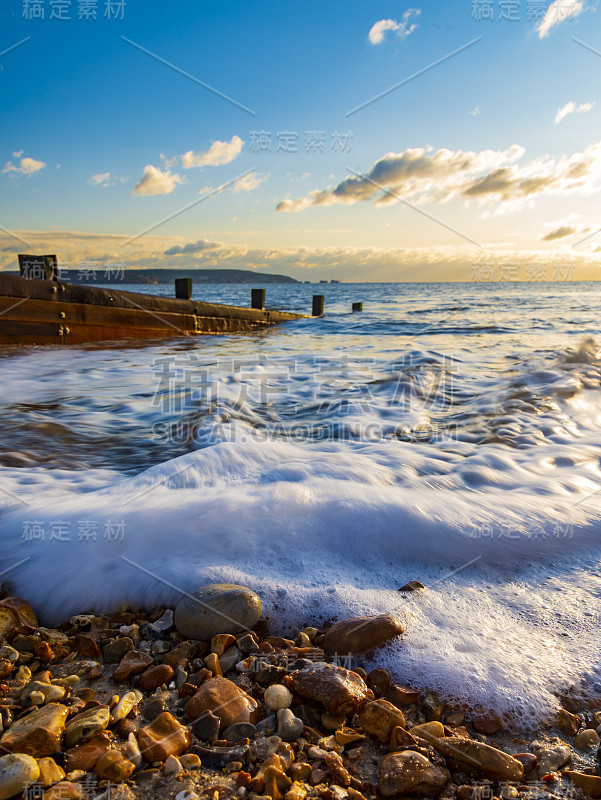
[0,273,307,346]
[251,288,265,310]
[175,278,193,300]
[312,294,325,317]
[18,254,58,281]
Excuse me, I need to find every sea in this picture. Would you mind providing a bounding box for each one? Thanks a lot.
[1,279,601,725]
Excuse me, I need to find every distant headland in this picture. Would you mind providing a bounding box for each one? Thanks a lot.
[5,268,299,285]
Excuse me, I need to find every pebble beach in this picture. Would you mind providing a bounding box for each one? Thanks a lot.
[0,583,600,800]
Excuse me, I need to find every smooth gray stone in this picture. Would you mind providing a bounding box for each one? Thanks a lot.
[223,722,257,745]
[174,583,261,640]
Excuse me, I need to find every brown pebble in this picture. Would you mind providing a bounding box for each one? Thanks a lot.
[138,664,174,691]
[95,749,136,782]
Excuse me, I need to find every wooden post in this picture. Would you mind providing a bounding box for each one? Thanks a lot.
[175,278,192,300]
[352,302,363,312]
[18,254,58,281]
[312,295,325,316]
[251,288,265,310]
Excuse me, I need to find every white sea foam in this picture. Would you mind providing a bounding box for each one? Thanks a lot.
[1,290,601,723]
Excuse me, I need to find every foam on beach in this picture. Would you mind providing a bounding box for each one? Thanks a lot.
[1,319,601,723]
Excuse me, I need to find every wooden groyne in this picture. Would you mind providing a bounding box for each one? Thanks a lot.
[0,271,309,346]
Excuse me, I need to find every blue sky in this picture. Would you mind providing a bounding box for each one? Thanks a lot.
[1,0,600,280]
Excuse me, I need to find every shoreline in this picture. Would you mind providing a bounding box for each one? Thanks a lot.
[0,589,599,800]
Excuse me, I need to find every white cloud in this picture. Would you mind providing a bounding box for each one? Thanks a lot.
[469,106,481,117]
[12,150,23,158]
[231,172,268,193]
[164,239,222,256]
[132,165,184,196]
[2,155,46,178]
[90,171,111,186]
[89,171,126,188]
[368,9,420,45]
[182,135,244,169]
[537,0,586,37]
[276,140,601,214]
[554,100,595,124]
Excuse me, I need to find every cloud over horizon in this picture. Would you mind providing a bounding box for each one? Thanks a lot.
[277,141,601,214]
[164,239,222,256]
[1,228,599,282]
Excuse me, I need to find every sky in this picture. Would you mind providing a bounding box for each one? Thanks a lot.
[1,0,600,281]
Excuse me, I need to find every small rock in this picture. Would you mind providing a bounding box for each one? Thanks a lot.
[191,709,221,741]
[185,676,258,729]
[0,702,69,757]
[237,633,259,654]
[113,651,153,682]
[37,756,65,786]
[174,583,262,640]
[64,706,110,747]
[112,690,142,722]
[557,708,582,736]
[335,727,366,747]
[379,750,449,797]
[65,731,114,772]
[387,685,421,706]
[398,581,425,592]
[256,715,277,736]
[174,665,188,688]
[95,749,136,782]
[102,637,134,664]
[0,597,38,637]
[284,662,370,715]
[179,753,201,769]
[359,699,406,742]
[140,622,162,641]
[164,754,182,774]
[409,722,445,744]
[325,751,351,787]
[138,712,191,762]
[471,713,502,735]
[125,732,142,768]
[204,652,222,677]
[44,782,85,800]
[422,693,444,722]
[192,743,249,770]
[154,609,174,631]
[138,664,174,691]
[264,684,293,711]
[277,708,304,742]
[323,615,403,655]
[564,770,601,798]
[512,753,537,773]
[574,728,600,750]
[211,634,236,656]
[161,641,200,669]
[219,647,243,674]
[367,668,391,698]
[0,646,18,663]
[0,753,40,800]
[531,738,572,775]
[223,722,257,745]
[434,738,524,781]
[142,696,168,721]
[390,726,419,751]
